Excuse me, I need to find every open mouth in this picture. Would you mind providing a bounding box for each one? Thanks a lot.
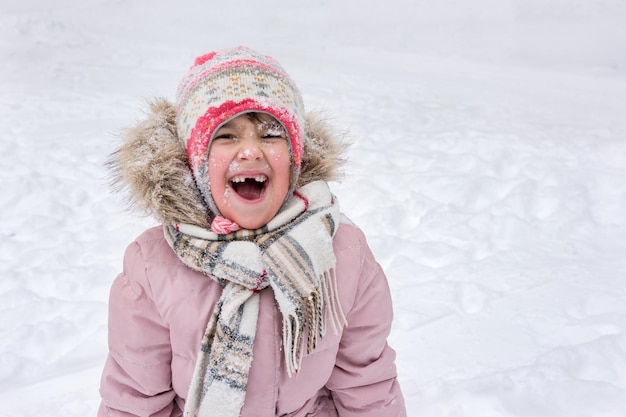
[230,175,267,201]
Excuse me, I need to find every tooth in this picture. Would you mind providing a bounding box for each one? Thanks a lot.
[230,175,266,183]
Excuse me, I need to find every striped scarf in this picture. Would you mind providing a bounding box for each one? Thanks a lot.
[163,181,345,417]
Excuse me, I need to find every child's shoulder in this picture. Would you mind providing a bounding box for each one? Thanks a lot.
[333,214,368,252]
[127,225,175,263]
[134,225,166,244]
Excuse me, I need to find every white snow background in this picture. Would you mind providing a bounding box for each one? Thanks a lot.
[1,0,626,416]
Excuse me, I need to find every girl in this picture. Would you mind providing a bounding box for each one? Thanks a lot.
[99,46,406,417]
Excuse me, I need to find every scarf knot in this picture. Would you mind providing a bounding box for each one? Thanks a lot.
[252,270,268,293]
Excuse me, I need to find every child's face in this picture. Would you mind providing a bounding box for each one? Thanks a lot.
[208,113,292,229]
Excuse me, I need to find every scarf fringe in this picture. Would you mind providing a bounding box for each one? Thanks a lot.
[324,269,348,335]
[283,269,348,377]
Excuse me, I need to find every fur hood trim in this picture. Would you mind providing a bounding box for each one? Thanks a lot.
[108,99,348,227]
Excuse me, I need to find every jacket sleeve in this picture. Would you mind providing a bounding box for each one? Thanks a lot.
[99,241,179,417]
[326,232,407,417]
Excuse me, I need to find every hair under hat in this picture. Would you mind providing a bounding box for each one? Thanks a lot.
[175,46,306,217]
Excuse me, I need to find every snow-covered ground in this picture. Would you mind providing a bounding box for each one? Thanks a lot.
[2,1,626,415]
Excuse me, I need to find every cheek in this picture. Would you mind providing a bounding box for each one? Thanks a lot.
[208,151,227,167]
[267,142,290,165]
[207,153,230,189]
[269,147,292,190]
[207,149,233,174]
[264,146,283,162]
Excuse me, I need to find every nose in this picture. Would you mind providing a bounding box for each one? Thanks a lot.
[237,136,263,161]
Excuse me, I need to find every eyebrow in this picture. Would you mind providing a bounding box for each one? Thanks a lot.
[217,120,235,130]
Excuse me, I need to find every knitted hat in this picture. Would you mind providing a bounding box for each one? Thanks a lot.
[175,46,306,217]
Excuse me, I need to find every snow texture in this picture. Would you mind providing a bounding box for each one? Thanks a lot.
[1,0,626,416]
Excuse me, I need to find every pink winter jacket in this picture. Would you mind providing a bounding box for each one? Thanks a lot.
[99,219,406,417]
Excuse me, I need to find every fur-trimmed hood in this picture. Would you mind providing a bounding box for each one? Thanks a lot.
[108,99,347,228]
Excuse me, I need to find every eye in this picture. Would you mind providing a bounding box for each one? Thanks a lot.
[261,126,286,140]
[262,132,285,139]
[213,133,237,141]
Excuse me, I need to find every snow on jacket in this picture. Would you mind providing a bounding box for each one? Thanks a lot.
[98,100,406,416]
